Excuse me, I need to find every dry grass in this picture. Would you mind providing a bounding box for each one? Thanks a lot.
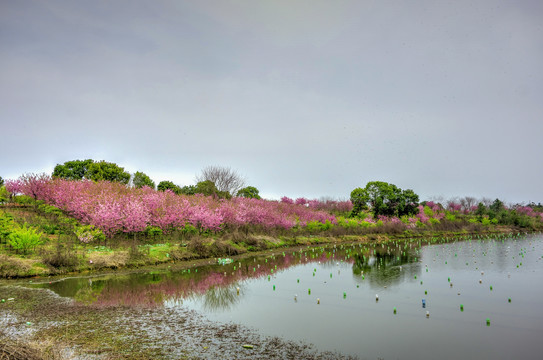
[87,251,129,269]
[0,255,34,278]
[0,338,62,360]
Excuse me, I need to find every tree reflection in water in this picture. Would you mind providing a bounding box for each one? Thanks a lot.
[201,284,241,311]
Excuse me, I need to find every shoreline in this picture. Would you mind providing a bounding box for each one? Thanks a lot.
[1,225,523,280]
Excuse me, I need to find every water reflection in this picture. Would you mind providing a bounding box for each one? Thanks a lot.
[29,234,536,310]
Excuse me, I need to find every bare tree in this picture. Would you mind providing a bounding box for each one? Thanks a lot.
[195,166,246,196]
[480,197,493,207]
[460,196,477,211]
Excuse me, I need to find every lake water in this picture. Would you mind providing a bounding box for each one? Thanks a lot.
[29,234,543,359]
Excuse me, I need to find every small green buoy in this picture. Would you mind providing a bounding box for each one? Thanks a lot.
[393,307,397,314]
[486,318,491,326]
[460,304,464,311]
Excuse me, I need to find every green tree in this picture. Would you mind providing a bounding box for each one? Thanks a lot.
[132,171,155,189]
[237,186,261,199]
[0,176,4,187]
[475,202,487,217]
[157,180,181,194]
[489,198,505,213]
[195,180,231,199]
[52,159,94,180]
[180,185,197,195]
[87,161,131,184]
[350,181,419,218]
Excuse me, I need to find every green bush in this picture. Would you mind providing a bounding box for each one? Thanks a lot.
[14,195,34,205]
[0,186,9,203]
[305,220,333,232]
[146,226,163,237]
[8,224,44,255]
[445,213,456,221]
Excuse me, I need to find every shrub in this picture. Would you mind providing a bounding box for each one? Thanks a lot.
[8,224,44,255]
[74,225,105,244]
[0,186,9,203]
[146,226,163,237]
[445,213,456,221]
[41,242,79,269]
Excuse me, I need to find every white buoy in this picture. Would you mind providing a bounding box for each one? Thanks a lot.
[426,311,430,318]
[479,279,482,283]
[376,294,379,301]
[236,287,240,295]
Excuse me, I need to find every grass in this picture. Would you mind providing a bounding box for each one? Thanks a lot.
[0,203,538,279]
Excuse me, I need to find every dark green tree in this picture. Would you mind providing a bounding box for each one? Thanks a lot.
[157,181,181,194]
[489,198,505,213]
[0,176,4,187]
[475,202,487,217]
[180,185,197,195]
[52,159,94,180]
[350,181,419,218]
[132,171,155,189]
[86,161,130,184]
[237,186,261,199]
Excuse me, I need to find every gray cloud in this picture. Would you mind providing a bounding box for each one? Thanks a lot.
[1,0,542,203]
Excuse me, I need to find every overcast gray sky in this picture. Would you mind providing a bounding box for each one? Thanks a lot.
[1,0,542,203]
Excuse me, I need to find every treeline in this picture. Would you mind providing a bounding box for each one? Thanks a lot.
[52,159,261,199]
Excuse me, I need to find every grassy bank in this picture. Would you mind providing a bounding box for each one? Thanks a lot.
[0,202,530,279]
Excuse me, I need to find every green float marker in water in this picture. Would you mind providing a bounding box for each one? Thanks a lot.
[486,318,491,326]
[343,292,347,298]
[490,285,493,291]
[273,285,275,291]
[393,307,397,314]
[297,278,299,283]
[460,304,464,311]
[425,290,427,295]
[308,288,311,295]
[508,298,512,303]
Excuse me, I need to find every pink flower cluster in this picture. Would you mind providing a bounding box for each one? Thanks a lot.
[281,196,353,214]
[12,178,336,236]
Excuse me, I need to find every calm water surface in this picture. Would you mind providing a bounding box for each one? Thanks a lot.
[30,234,543,359]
